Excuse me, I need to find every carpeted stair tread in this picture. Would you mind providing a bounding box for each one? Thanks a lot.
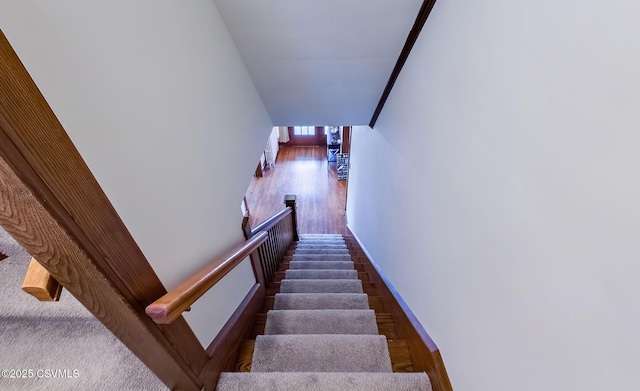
[285,269,357,280]
[294,243,347,250]
[264,310,378,335]
[295,241,347,246]
[297,241,346,246]
[298,238,345,243]
[298,236,345,240]
[296,242,346,246]
[288,261,354,270]
[290,254,353,262]
[216,372,432,391]
[251,334,392,372]
[293,248,351,254]
[273,293,370,310]
[300,234,344,238]
[280,279,363,293]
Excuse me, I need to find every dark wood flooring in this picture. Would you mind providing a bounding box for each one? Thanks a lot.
[245,146,347,234]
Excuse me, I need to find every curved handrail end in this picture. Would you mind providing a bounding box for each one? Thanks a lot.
[146,304,171,324]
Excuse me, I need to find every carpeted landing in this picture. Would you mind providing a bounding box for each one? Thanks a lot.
[0,226,166,390]
[216,234,431,390]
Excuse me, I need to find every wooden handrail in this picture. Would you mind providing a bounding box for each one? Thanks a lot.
[146,231,268,324]
[146,194,298,326]
[250,207,292,236]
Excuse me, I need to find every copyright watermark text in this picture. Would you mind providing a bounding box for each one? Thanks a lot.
[1,369,80,380]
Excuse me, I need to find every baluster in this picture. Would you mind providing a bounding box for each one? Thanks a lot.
[258,245,271,284]
[249,248,266,287]
[275,223,283,263]
[268,229,277,281]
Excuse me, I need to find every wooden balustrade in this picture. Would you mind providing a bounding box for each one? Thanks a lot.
[146,195,299,325]
[256,211,293,283]
[245,195,297,285]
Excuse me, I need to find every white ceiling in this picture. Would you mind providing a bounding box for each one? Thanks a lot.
[213,0,423,126]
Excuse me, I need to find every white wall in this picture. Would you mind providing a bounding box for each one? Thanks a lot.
[0,1,273,346]
[346,1,640,390]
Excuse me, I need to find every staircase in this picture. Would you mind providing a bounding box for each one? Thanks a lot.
[216,234,432,390]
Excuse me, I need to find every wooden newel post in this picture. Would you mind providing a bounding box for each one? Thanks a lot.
[241,216,252,240]
[284,194,299,241]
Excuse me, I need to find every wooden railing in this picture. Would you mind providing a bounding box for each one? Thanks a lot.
[242,194,298,284]
[146,195,299,325]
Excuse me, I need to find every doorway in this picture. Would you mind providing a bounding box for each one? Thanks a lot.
[286,126,327,146]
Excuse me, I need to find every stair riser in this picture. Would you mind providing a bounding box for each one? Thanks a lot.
[281,262,365,273]
[264,310,379,335]
[297,239,346,244]
[297,241,346,244]
[287,261,354,270]
[292,245,348,250]
[280,279,364,294]
[217,372,432,391]
[251,335,393,373]
[252,312,399,339]
[274,271,370,282]
[294,242,347,246]
[262,295,385,314]
[291,250,351,256]
[272,293,371,311]
[284,270,358,280]
[287,255,353,262]
[268,281,377,296]
[297,237,346,241]
[299,234,344,238]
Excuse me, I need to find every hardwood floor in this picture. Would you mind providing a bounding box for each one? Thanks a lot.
[245,146,347,234]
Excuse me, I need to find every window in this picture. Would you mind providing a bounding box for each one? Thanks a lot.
[293,126,315,136]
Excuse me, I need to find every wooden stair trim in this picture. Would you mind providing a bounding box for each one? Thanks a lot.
[235,340,255,372]
[369,0,438,128]
[198,283,264,388]
[345,229,454,391]
[22,257,62,301]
